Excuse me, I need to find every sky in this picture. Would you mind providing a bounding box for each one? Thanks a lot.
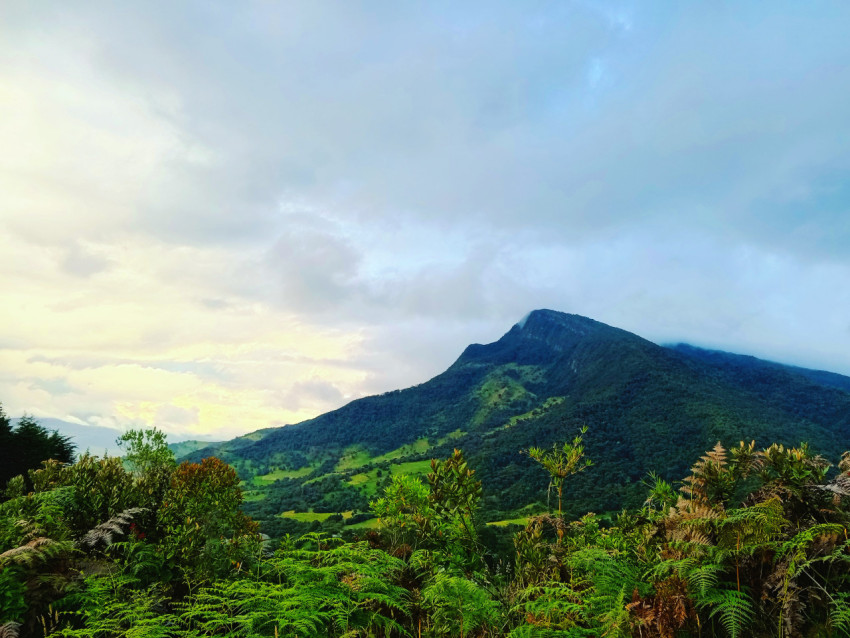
[1,1,849,441]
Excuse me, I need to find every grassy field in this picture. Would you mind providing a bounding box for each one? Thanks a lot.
[335,448,374,471]
[346,459,435,496]
[371,438,432,463]
[390,459,433,476]
[348,471,374,486]
[502,396,565,429]
[346,469,380,494]
[336,438,435,472]
[252,465,315,486]
[278,510,354,522]
[486,517,531,527]
[436,429,466,445]
[472,372,533,425]
[241,430,269,442]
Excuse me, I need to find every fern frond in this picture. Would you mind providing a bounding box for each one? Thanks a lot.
[830,592,850,637]
[0,623,21,638]
[698,587,754,638]
[79,507,148,550]
[510,581,588,632]
[0,537,74,568]
[686,563,723,599]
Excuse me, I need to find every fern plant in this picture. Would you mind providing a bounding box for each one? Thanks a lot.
[52,574,177,638]
[422,573,500,638]
[174,534,410,638]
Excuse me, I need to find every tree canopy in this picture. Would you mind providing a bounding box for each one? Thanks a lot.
[0,405,75,489]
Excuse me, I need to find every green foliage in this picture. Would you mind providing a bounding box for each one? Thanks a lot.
[0,407,75,490]
[159,457,259,579]
[370,473,432,552]
[7,386,850,638]
[699,587,755,638]
[26,455,136,537]
[54,575,177,638]
[0,566,27,624]
[117,428,177,513]
[423,573,500,638]
[527,428,591,518]
[757,442,830,501]
[428,449,483,561]
[716,498,788,551]
[830,592,850,637]
[171,534,409,637]
[642,471,676,507]
[117,428,175,477]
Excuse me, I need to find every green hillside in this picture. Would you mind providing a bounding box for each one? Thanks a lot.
[167,438,223,459]
[180,310,850,532]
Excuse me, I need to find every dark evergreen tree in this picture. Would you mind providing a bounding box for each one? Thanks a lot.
[0,405,75,490]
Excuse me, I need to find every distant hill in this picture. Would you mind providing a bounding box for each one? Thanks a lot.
[180,310,850,530]
[13,417,122,457]
[667,343,850,393]
[10,418,222,460]
[168,438,223,458]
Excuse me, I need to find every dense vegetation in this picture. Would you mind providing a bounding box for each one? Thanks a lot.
[5,312,850,635]
[0,406,75,489]
[182,311,850,532]
[4,417,850,637]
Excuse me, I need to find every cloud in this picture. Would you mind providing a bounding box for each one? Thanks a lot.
[5,2,850,252]
[262,219,363,313]
[61,243,111,278]
[279,379,345,413]
[1,2,849,438]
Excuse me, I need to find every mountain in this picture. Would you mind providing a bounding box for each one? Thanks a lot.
[10,418,221,460]
[168,438,223,459]
[13,417,123,457]
[181,310,850,530]
[667,343,850,393]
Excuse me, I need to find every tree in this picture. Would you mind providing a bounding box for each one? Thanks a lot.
[116,428,175,477]
[527,426,592,518]
[116,428,176,512]
[0,404,11,446]
[0,409,75,491]
[371,473,432,552]
[428,449,483,565]
[158,457,258,579]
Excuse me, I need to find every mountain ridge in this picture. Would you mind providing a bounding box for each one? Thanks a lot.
[176,310,850,530]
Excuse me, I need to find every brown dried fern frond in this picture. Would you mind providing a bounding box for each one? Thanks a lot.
[667,527,712,546]
[818,473,850,497]
[79,507,148,549]
[628,576,694,638]
[683,502,722,520]
[0,537,71,569]
[678,442,734,506]
[0,622,22,638]
[703,442,728,467]
[0,537,54,560]
[839,451,850,474]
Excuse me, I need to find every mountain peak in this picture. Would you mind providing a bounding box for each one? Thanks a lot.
[452,310,618,368]
[182,310,850,530]
[514,309,606,335]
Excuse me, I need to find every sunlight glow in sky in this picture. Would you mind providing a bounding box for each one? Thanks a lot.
[2,1,849,439]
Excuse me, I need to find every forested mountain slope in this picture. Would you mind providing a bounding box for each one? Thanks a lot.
[180,310,850,527]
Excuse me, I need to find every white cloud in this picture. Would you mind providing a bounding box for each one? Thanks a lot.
[1,1,849,437]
